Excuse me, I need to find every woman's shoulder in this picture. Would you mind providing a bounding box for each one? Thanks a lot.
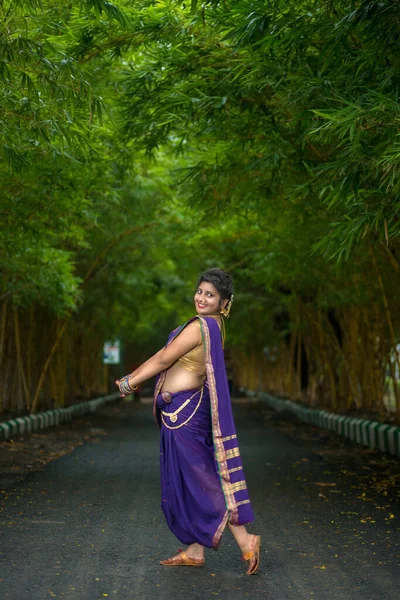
[174,315,220,333]
[171,317,202,339]
[188,315,218,331]
[176,315,202,329]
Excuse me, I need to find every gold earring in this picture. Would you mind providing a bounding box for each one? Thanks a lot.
[220,295,233,318]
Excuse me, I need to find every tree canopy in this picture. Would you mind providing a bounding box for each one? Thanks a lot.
[2,0,400,418]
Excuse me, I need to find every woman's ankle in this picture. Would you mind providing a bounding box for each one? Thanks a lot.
[241,532,255,554]
[186,543,204,559]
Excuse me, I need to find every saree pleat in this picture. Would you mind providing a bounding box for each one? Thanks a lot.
[153,316,254,549]
[157,386,228,548]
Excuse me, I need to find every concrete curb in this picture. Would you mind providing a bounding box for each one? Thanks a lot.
[255,391,400,458]
[0,392,120,442]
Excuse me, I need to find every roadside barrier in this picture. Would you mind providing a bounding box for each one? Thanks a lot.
[0,392,120,442]
[254,391,400,458]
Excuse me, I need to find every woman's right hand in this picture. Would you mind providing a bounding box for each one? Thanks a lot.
[116,374,138,397]
[115,378,126,398]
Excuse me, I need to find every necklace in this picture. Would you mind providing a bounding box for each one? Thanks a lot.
[161,387,204,430]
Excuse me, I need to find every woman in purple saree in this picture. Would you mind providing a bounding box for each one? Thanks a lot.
[116,269,260,574]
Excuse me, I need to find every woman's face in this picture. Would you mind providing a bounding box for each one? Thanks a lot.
[194,281,225,316]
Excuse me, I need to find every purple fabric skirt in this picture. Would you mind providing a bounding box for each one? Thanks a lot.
[156,385,227,548]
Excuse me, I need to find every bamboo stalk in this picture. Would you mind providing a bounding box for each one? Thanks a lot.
[345,308,362,410]
[316,307,337,410]
[0,298,8,368]
[302,307,357,411]
[282,345,289,395]
[372,302,389,415]
[0,291,12,302]
[58,333,67,408]
[0,299,7,414]
[288,329,296,397]
[296,331,302,399]
[380,242,400,273]
[370,246,400,416]
[14,308,31,411]
[30,224,153,414]
[53,319,63,409]
[50,362,58,407]
[30,317,69,414]
[26,307,35,393]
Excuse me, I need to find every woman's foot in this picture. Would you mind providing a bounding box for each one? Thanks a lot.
[241,534,261,575]
[160,544,205,567]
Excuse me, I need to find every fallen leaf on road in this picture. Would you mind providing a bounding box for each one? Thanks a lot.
[314,482,336,487]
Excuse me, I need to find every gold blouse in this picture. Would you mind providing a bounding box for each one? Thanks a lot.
[175,317,223,376]
[176,320,206,375]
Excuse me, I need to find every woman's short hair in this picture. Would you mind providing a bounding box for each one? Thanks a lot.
[197,268,234,300]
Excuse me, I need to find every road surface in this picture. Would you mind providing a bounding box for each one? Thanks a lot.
[0,399,399,599]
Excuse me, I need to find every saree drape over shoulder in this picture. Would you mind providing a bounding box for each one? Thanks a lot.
[153,316,254,549]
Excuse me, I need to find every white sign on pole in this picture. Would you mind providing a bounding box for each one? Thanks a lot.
[103,340,120,364]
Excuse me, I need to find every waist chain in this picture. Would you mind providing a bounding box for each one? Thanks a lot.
[161,387,203,430]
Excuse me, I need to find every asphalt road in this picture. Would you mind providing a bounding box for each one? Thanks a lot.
[1,399,399,600]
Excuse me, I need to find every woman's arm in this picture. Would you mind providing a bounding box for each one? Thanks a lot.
[116,321,201,395]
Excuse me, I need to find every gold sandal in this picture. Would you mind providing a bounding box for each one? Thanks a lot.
[242,535,261,575]
[160,549,205,567]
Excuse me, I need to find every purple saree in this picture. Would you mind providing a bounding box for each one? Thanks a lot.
[153,316,254,549]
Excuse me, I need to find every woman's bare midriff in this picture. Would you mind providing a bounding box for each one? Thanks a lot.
[161,361,205,394]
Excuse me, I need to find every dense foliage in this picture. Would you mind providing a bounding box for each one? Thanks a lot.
[1,0,400,419]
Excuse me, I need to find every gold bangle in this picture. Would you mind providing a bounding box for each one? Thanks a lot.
[119,376,138,394]
[127,376,139,391]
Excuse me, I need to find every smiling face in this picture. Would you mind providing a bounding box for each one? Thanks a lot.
[194,281,225,316]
